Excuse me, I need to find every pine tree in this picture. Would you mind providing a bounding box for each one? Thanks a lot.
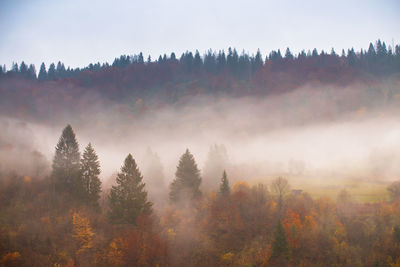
[253,49,263,73]
[203,144,228,191]
[270,220,289,265]
[81,143,102,209]
[169,149,202,203]
[218,170,230,197]
[27,64,36,79]
[38,63,47,81]
[108,154,152,224]
[48,63,56,80]
[285,48,294,60]
[19,61,28,78]
[52,125,82,197]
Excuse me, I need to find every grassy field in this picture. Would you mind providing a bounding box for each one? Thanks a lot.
[251,175,391,203]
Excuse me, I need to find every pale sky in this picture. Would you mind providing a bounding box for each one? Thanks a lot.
[0,0,399,69]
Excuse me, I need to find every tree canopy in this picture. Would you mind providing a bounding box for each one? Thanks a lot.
[108,154,152,224]
[169,149,202,203]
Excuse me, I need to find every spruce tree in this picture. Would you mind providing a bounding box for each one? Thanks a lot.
[27,64,36,79]
[81,143,101,209]
[48,63,56,80]
[270,220,289,265]
[52,125,82,197]
[108,154,152,224]
[38,63,47,81]
[218,170,230,197]
[169,149,202,203]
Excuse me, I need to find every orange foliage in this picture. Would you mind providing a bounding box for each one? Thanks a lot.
[283,209,302,248]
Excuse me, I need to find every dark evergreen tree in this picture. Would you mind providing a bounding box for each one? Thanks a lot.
[203,144,229,191]
[238,50,251,79]
[11,62,18,72]
[108,154,152,224]
[169,149,202,203]
[270,220,289,265]
[38,63,47,81]
[204,49,217,73]
[347,48,357,67]
[138,52,144,64]
[170,52,177,62]
[193,50,202,72]
[0,65,3,77]
[19,61,28,78]
[218,170,230,197]
[81,143,101,209]
[52,125,82,197]
[216,50,226,72]
[252,49,263,73]
[312,48,319,57]
[285,48,294,60]
[48,63,56,80]
[56,61,66,78]
[27,64,36,79]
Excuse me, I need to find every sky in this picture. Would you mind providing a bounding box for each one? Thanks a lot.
[0,0,399,69]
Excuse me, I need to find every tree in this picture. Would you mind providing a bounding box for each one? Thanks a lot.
[270,220,289,265]
[81,143,101,209]
[138,52,144,64]
[169,149,202,203]
[387,181,400,201]
[218,170,230,197]
[48,63,56,80]
[285,48,294,60]
[108,154,152,224]
[56,61,66,78]
[38,63,47,81]
[202,144,229,191]
[272,177,290,215]
[253,49,263,73]
[72,211,95,254]
[52,125,82,197]
[27,64,36,79]
[19,61,28,78]
[142,148,166,208]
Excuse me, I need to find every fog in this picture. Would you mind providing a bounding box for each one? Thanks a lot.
[1,81,399,194]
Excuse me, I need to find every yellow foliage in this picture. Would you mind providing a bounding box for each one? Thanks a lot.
[233,181,249,192]
[166,228,176,242]
[72,212,95,254]
[221,252,234,264]
[108,238,125,267]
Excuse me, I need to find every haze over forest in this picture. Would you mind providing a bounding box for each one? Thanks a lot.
[1,3,400,263]
[1,40,400,185]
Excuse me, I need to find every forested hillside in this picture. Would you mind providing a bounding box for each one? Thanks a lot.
[1,40,400,266]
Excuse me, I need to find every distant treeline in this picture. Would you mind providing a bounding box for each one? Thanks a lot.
[1,40,399,82]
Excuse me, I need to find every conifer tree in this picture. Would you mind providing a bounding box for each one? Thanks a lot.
[38,63,47,81]
[19,61,28,78]
[27,64,36,79]
[218,170,230,197]
[108,154,152,224]
[270,220,289,265]
[81,143,101,208]
[52,125,82,197]
[48,63,56,80]
[169,149,202,203]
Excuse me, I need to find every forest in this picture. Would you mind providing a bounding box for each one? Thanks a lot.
[0,39,400,266]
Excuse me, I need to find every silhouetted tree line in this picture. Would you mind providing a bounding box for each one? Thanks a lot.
[1,40,399,82]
